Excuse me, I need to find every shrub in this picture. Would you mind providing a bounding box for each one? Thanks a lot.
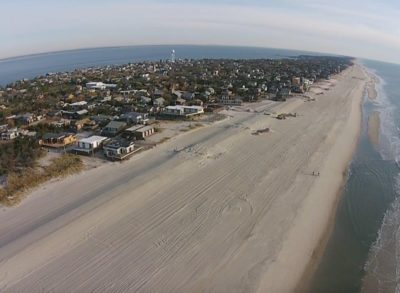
[0,154,83,206]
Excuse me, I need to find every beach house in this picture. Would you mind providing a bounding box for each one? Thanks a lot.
[119,112,149,125]
[125,125,155,140]
[74,136,108,155]
[101,121,127,137]
[40,132,77,148]
[219,95,243,106]
[103,139,135,160]
[162,105,204,118]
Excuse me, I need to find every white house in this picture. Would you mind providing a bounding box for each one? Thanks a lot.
[68,101,88,109]
[103,139,135,160]
[86,82,117,90]
[1,128,19,141]
[74,136,108,154]
[162,105,204,117]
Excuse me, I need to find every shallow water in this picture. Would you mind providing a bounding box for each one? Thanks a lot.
[310,60,400,293]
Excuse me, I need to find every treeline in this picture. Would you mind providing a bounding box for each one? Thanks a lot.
[0,137,43,175]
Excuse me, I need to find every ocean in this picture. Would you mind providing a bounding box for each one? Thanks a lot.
[310,60,400,293]
[0,45,324,87]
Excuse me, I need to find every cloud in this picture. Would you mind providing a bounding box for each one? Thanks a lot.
[0,0,399,63]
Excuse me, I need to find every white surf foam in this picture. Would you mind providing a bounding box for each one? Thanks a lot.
[364,66,400,292]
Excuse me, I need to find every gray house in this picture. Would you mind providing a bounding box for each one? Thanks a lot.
[103,139,135,160]
[154,97,165,107]
[101,121,127,137]
[119,112,149,125]
[182,92,195,100]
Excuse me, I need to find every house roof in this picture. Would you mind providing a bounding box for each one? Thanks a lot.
[175,97,186,103]
[135,126,154,133]
[75,109,88,115]
[91,114,112,122]
[69,101,88,107]
[43,132,74,140]
[182,92,195,100]
[78,136,108,144]
[105,121,127,129]
[120,112,143,119]
[105,139,134,149]
[126,125,145,132]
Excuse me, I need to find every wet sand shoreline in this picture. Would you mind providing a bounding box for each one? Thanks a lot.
[299,64,378,292]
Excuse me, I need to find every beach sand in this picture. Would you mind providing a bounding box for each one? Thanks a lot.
[0,65,367,292]
[368,111,381,147]
[366,73,378,100]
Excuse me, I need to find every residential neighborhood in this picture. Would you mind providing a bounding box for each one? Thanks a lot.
[0,56,351,169]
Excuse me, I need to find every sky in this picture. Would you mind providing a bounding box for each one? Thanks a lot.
[0,0,399,63]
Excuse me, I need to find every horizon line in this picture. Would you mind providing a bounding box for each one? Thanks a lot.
[0,43,347,63]
[0,43,396,67]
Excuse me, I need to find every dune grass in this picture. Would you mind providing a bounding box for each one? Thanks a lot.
[0,154,83,206]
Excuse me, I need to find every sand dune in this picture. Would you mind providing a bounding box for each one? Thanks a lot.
[0,65,367,292]
[368,111,380,147]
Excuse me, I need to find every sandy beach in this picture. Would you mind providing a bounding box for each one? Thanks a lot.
[366,71,380,148]
[368,111,381,147]
[0,64,368,292]
[367,74,379,100]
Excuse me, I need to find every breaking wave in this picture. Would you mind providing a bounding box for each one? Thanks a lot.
[364,68,400,293]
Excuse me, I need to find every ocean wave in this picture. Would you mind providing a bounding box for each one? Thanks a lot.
[373,74,400,166]
[364,180,400,293]
[363,66,400,292]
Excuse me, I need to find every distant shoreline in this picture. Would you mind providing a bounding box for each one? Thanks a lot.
[0,44,342,63]
[0,45,343,86]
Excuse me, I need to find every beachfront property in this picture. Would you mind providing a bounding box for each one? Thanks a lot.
[219,95,243,106]
[103,139,135,160]
[161,105,204,118]
[125,125,155,140]
[119,112,149,125]
[101,121,128,137]
[40,132,77,148]
[73,135,108,155]
[86,82,117,90]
